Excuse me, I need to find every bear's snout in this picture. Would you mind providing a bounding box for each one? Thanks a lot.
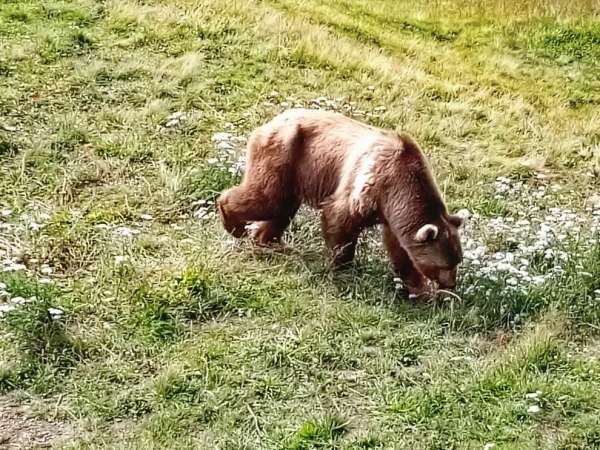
[437,268,458,290]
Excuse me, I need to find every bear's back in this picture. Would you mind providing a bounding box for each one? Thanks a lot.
[256,109,407,207]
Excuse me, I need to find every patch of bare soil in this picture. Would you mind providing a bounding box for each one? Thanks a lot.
[0,396,72,449]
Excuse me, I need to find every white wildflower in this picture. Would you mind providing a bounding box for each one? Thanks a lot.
[525,391,542,399]
[3,262,26,272]
[167,111,185,121]
[114,255,129,265]
[48,307,64,318]
[164,112,186,128]
[115,227,140,237]
[0,304,16,315]
[244,222,260,231]
[212,132,233,142]
[457,208,471,220]
[527,404,541,414]
[29,222,43,231]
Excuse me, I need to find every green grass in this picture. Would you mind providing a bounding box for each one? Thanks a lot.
[1,0,600,448]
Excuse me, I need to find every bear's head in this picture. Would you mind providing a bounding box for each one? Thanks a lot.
[404,214,464,290]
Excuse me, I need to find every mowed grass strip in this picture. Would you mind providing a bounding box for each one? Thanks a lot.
[0,0,599,449]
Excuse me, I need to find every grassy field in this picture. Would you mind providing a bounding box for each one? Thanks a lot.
[1,0,600,448]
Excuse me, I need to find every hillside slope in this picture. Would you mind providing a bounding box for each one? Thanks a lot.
[1,1,600,448]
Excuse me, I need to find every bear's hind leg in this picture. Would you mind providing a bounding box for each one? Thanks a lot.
[218,127,298,241]
[383,224,430,297]
[217,184,296,240]
[250,200,300,245]
[217,187,251,238]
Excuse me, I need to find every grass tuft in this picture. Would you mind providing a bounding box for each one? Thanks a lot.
[288,415,349,450]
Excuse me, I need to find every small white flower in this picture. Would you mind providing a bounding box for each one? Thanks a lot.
[164,112,186,128]
[457,208,471,220]
[116,227,140,237]
[244,222,260,231]
[0,304,16,314]
[30,222,43,231]
[114,255,129,265]
[140,214,153,221]
[506,277,518,286]
[3,263,26,272]
[526,391,542,399]
[48,307,64,317]
[193,207,211,220]
[483,444,496,450]
[207,158,219,164]
[527,404,541,414]
[167,111,185,121]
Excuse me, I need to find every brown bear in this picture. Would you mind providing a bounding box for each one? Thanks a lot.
[217,108,463,297]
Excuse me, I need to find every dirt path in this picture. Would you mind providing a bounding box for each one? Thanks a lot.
[0,396,72,449]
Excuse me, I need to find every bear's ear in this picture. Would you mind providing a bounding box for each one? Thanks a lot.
[448,214,464,228]
[415,224,439,242]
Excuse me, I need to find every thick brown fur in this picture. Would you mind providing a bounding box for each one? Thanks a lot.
[217,108,463,296]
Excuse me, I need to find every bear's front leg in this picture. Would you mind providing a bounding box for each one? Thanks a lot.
[383,224,431,297]
[321,206,362,270]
